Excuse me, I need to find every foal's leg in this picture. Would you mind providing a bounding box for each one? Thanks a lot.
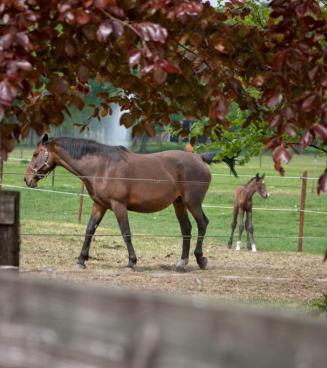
[111,200,137,269]
[245,213,252,251]
[236,209,245,251]
[187,204,209,270]
[228,205,238,249]
[173,199,192,272]
[245,211,256,252]
[78,203,106,268]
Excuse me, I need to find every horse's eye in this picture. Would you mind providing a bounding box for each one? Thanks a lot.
[33,152,38,157]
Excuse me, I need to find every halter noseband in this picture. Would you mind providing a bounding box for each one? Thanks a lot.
[30,149,51,177]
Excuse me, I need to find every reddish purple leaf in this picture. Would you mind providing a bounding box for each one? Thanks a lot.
[272,144,292,165]
[301,94,317,112]
[112,19,124,36]
[317,169,327,195]
[108,6,125,18]
[96,20,113,42]
[76,11,91,25]
[285,107,295,121]
[64,40,76,57]
[300,130,313,148]
[142,64,154,74]
[15,32,31,51]
[77,65,89,83]
[209,95,228,121]
[94,0,117,9]
[0,33,14,51]
[266,92,283,108]
[295,4,308,17]
[47,76,69,95]
[135,22,168,44]
[57,3,71,13]
[311,124,327,142]
[284,124,297,137]
[15,60,32,71]
[129,49,142,67]
[272,50,287,72]
[268,114,281,130]
[0,80,16,106]
[175,3,202,18]
[153,65,167,85]
[158,59,182,74]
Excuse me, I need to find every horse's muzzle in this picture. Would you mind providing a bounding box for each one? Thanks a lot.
[24,175,38,188]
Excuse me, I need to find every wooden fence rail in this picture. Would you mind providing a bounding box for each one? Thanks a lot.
[0,273,326,368]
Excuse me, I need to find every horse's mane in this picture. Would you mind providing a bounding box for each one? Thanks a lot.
[53,137,129,160]
[244,176,257,186]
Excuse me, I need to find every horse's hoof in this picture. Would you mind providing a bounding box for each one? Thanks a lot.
[125,266,135,272]
[198,257,208,270]
[227,243,232,249]
[76,263,86,269]
[176,259,188,273]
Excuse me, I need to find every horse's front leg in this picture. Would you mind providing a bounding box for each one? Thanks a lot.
[228,205,238,249]
[245,212,251,251]
[78,202,106,268]
[236,209,245,251]
[111,200,137,270]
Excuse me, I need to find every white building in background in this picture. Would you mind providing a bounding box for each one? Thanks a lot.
[90,103,131,148]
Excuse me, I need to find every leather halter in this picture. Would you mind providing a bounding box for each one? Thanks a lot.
[29,149,51,177]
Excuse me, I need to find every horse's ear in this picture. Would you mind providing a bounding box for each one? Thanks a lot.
[256,173,260,180]
[261,173,265,179]
[39,133,49,145]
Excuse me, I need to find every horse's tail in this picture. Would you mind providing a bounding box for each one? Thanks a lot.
[199,152,238,178]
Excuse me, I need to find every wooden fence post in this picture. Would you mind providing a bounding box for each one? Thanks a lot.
[0,191,20,271]
[298,170,307,253]
[78,182,85,224]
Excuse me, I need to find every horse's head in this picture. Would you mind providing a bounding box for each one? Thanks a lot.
[24,133,56,188]
[255,173,270,199]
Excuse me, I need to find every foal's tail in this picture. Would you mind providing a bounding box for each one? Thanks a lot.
[200,152,238,177]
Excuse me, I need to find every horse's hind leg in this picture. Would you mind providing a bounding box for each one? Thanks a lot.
[245,212,251,250]
[228,205,238,249]
[187,204,209,270]
[173,198,192,272]
[245,211,256,252]
[78,203,106,268]
[111,200,137,269]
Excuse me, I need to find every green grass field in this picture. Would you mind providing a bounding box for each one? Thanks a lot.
[3,146,327,255]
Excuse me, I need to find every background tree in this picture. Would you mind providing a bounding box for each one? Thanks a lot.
[0,0,326,192]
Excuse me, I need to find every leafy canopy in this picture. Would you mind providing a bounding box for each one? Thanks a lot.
[0,0,326,192]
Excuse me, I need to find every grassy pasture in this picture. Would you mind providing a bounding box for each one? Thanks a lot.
[3,147,327,254]
[2,147,327,308]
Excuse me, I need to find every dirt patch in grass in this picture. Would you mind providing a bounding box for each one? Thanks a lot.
[20,228,327,308]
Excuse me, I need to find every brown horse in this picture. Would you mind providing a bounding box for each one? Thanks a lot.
[227,173,269,252]
[24,134,236,272]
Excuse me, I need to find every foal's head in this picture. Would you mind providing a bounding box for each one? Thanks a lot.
[24,134,56,188]
[254,173,270,199]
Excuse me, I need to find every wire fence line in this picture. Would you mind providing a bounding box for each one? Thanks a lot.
[20,232,327,240]
[2,168,323,181]
[3,183,327,216]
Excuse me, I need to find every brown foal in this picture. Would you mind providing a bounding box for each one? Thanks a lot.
[228,173,269,252]
[24,134,236,272]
